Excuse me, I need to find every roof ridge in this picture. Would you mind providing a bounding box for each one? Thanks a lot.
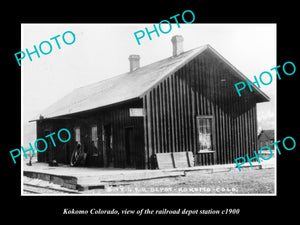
[74,45,207,91]
[30,43,269,121]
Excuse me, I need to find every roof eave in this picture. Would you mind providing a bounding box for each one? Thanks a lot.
[30,97,141,122]
[206,45,270,103]
[139,45,209,98]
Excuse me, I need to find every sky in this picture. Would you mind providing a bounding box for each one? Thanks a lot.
[21,23,276,132]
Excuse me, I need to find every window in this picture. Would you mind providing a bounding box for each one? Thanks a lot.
[91,125,98,156]
[197,116,214,152]
[75,127,80,144]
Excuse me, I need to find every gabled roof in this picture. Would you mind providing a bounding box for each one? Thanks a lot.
[31,44,269,121]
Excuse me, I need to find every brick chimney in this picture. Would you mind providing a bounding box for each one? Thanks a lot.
[171,35,184,57]
[128,55,140,72]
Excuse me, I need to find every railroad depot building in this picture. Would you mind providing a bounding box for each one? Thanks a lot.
[32,35,269,169]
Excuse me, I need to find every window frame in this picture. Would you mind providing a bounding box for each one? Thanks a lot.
[196,115,216,154]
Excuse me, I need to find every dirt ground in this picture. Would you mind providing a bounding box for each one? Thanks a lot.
[83,168,275,195]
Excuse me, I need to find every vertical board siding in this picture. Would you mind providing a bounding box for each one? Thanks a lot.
[144,51,258,167]
[37,51,261,170]
[143,95,149,168]
[38,51,260,169]
[37,100,145,169]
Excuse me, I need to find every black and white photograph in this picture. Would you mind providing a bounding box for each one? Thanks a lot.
[3,3,299,220]
[21,23,276,196]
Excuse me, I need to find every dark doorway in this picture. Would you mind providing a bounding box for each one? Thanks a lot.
[103,124,113,167]
[125,127,134,167]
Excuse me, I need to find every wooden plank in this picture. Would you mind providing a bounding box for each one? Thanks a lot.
[194,57,200,116]
[216,69,222,164]
[101,124,107,167]
[233,106,238,162]
[171,75,179,153]
[247,104,256,158]
[243,106,248,158]
[250,105,256,158]
[156,151,195,169]
[184,66,190,151]
[236,103,241,160]
[203,77,209,115]
[222,94,228,164]
[206,57,212,116]
[253,104,258,151]
[174,75,180,152]
[143,95,149,169]
[169,75,176,153]
[218,104,224,164]
[198,57,204,116]
[203,57,209,115]
[190,60,197,156]
[230,76,237,163]
[155,87,162,154]
[180,72,187,151]
[228,110,233,164]
[252,101,256,153]
[186,66,193,153]
[162,81,168,153]
[117,109,121,167]
[247,103,253,158]
[166,78,172,153]
[219,68,226,164]
[151,89,157,154]
[238,101,244,158]
[178,74,184,152]
[156,153,174,169]
[235,101,239,161]
[250,102,255,154]
[240,106,245,158]
[217,66,223,164]
[226,74,233,163]
[191,96,196,156]
[146,93,153,166]
[244,107,249,160]
[194,57,201,164]
[241,105,246,159]
[218,62,227,164]
[199,57,205,116]
[211,62,217,165]
[248,106,253,158]
[226,112,231,164]
[187,151,194,167]
[159,83,165,153]
[173,152,189,168]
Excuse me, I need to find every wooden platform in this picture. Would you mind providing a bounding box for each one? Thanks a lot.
[23,159,273,192]
[23,163,186,191]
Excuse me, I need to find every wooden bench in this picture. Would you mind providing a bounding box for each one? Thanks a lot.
[155,151,194,169]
